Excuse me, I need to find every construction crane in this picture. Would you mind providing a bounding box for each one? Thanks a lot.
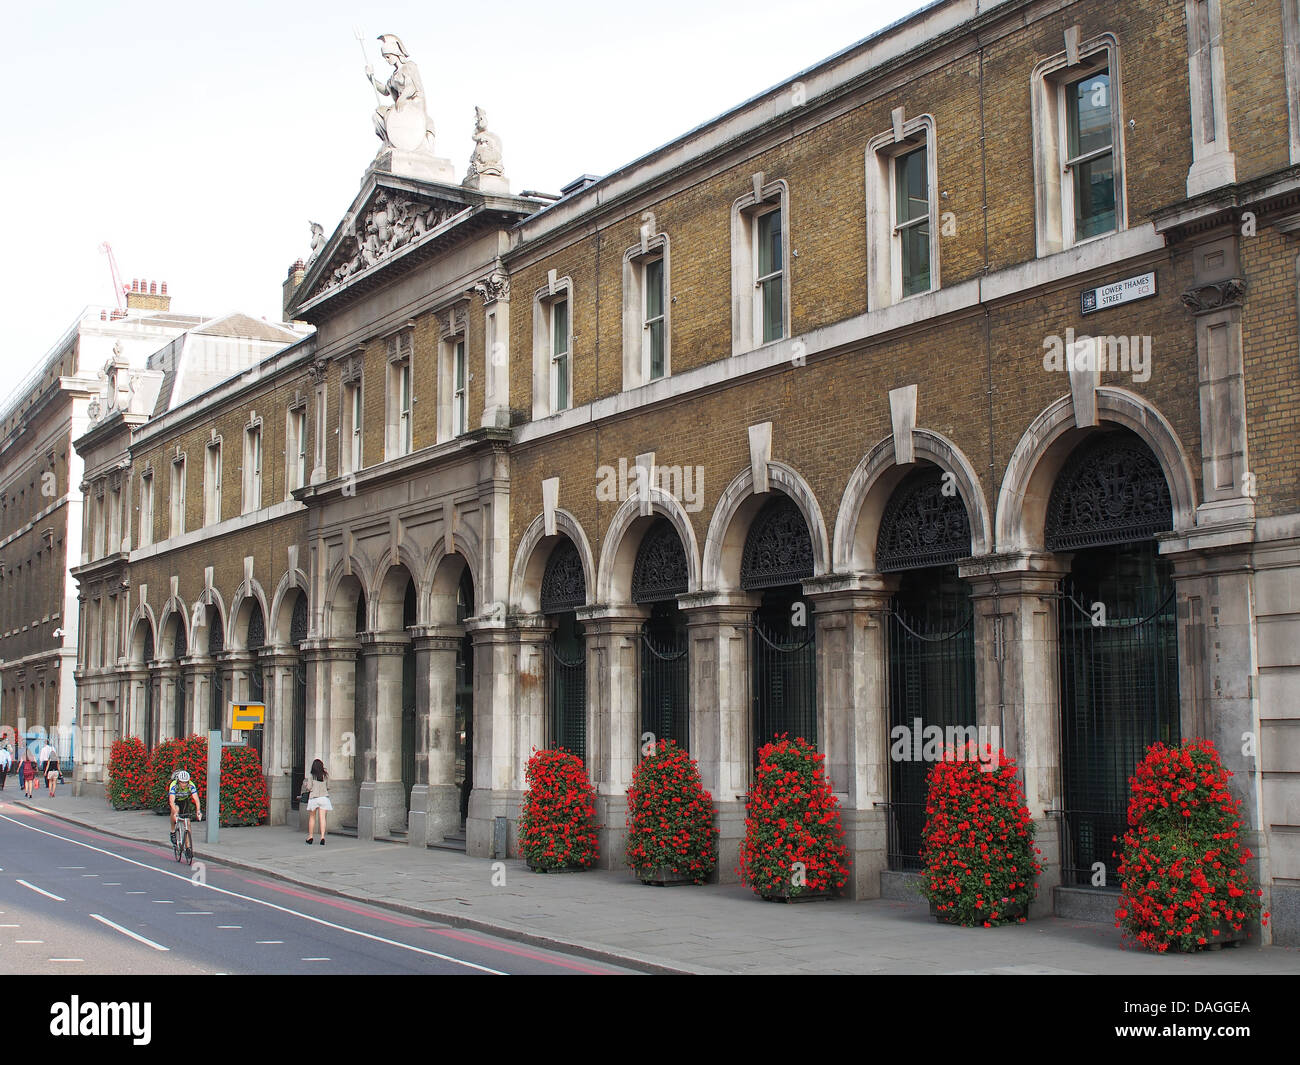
[99,242,127,312]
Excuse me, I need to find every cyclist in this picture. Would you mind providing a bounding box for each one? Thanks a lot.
[168,770,203,846]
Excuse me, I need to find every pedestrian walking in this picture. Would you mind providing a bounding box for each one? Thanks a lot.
[20,754,37,798]
[304,759,332,845]
[39,740,59,797]
[0,744,11,790]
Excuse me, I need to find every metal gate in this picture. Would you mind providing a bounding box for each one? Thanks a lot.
[545,627,586,761]
[885,604,976,870]
[1058,581,1179,885]
[173,671,186,740]
[750,616,816,765]
[640,622,688,753]
[401,646,416,812]
[290,596,307,809]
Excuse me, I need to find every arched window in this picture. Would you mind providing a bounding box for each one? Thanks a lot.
[541,539,586,760]
[741,495,813,589]
[876,467,971,571]
[634,519,689,753]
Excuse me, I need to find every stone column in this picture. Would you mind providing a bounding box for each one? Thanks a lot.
[579,605,648,870]
[408,625,463,846]
[124,666,149,742]
[157,662,182,740]
[261,649,298,825]
[356,633,408,840]
[463,614,524,858]
[302,638,360,831]
[803,575,896,900]
[679,592,757,883]
[961,552,1070,904]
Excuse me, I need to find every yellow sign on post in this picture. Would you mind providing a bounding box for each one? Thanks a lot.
[230,703,265,731]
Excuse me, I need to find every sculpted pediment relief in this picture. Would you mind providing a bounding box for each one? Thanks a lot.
[299,185,466,306]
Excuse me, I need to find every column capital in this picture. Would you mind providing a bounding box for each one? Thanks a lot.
[300,637,361,662]
[802,572,899,609]
[959,552,1070,595]
[677,591,758,614]
[359,631,411,655]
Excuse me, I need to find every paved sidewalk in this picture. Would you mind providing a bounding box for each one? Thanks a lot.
[7,791,1298,975]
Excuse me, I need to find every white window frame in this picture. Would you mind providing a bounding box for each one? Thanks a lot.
[866,115,939,310]
[1031,34,1126,257]
[385,328,415,460]
[622,234,671,389]
[342,379,363,474]
[452,337,468,437]
[242,419,263,514]
[138,469,154,549]
[285,405,307,497]
[1286,0,1300,165]
[730,177,790,354]
[169,455,186,539]
[531,276,574,419]
[203,440,222,526]
[91,491,105,559]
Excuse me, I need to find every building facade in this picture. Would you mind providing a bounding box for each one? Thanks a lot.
[74,0,1300,945]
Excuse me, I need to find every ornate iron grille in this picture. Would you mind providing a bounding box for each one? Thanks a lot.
[456,568,474,824]
[1046,432,1173,551]
[741,495,814,590]
[171,620,186,740]
[541,539,586,613]
[143,627,155,749]
[750,591,816,766]
[1058,544,1179,886]
[885,572,976,871]
[631,519,688,603]
[206,608,224,656]
[640,607,689,753]
[546,613,587,761]
[877,468,972,572]
[208,607,225,732]
[291,596,308,809]
[402,580,417,814]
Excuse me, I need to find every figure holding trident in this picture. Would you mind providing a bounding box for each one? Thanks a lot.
[356,30,437,154]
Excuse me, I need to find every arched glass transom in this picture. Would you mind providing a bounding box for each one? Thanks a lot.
[876,467,972,572]
[631,519,688,603]
[540,539,586,614]
[1045,431,1173,552]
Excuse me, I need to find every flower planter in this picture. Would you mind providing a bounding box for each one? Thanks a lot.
[930,899,1028,925]
[1184,922,1249,952]
[527,863,587,874]
[635,865,700,886]
[759,884,838,904]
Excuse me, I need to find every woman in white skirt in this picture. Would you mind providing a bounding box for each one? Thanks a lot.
[305,759,333,845]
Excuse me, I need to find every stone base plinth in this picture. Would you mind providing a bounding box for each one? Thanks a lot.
[408,783,462,846]
[372,150,456,184]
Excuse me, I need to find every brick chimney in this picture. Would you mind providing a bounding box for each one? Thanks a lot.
[283,260,306,321]
[125,278,172,312]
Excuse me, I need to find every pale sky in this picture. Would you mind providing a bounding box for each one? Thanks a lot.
[2,0,925,375]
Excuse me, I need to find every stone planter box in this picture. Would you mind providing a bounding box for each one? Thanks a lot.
[527,863,589,874]
[634,865,701,886]
[759,884,838,903]
[1185,922,1250,952]
[930,898,1029,924]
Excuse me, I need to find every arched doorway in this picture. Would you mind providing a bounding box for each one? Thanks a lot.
[171,621,187,740]
[541,538,586,759]
[632,518,689,753]
[455,568,474,824]
[742,493,816,765]
[290,594,308,810]
[246,601,266,761]
[1048,429,1179,885]
[878,466,976,869]
[141,626,155,748]
[206,606,225,733]
[401,577,417,814]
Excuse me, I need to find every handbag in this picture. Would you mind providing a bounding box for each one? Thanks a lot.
[300,782,312,804]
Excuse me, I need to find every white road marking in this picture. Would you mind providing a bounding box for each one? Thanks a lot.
[0,812,507,975]
[176,911,213,915]
[89,913,170,952]
[57,866,84,870]
[103,883,121,886]
[217,925,241,929]
[152,900,174,904]
[16,879,64,902]
[301,957,330,961]
[0,923,17,927]
[256,940,284,944]
[49,958,83,962]
[80,874,98,878]
[126,891,145,895]
[15,939,43,944]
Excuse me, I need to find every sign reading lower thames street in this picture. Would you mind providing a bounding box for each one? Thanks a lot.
[1080,270,1157,315]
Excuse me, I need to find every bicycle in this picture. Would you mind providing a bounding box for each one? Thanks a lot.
[171,802,201,866]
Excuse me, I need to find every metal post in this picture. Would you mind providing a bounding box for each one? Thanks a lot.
[206,729,221,844]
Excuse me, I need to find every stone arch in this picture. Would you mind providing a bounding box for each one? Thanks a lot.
[509,509,597,614]
[127,606,157,665]
[269,567,310,645]
[833,429,992,573]
[419,526,483,622]
[375,557,419,632]
[597,488,702,607]
[228,578,270,651]
[157,599,189,661]
[323,556,373,637]
[702,460,830,593]
[189,586,228,650]
[427,550,475,626]
[995,388,1198,554]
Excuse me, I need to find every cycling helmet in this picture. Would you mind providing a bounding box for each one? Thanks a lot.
[175,770,191,783]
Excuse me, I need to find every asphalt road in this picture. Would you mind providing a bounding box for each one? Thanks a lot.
[0,800,639,975]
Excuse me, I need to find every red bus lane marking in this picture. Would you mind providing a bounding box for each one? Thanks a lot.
[428,928,622,974]
[231,876,426,928]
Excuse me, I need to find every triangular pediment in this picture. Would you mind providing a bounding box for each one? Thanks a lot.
[290,174,481,317]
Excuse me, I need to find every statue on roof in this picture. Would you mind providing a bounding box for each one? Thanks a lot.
[365,34,436,154]
[463,107,507,192]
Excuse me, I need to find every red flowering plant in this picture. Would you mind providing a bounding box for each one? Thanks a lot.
[106,737,151,810]
[625,739,718,883]
[1115,738,1266,953]
[920,744,1041,927]
[737,736,850,899]
[517,747,600,871]
[146,734,268,826]
[147,737,183,814]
